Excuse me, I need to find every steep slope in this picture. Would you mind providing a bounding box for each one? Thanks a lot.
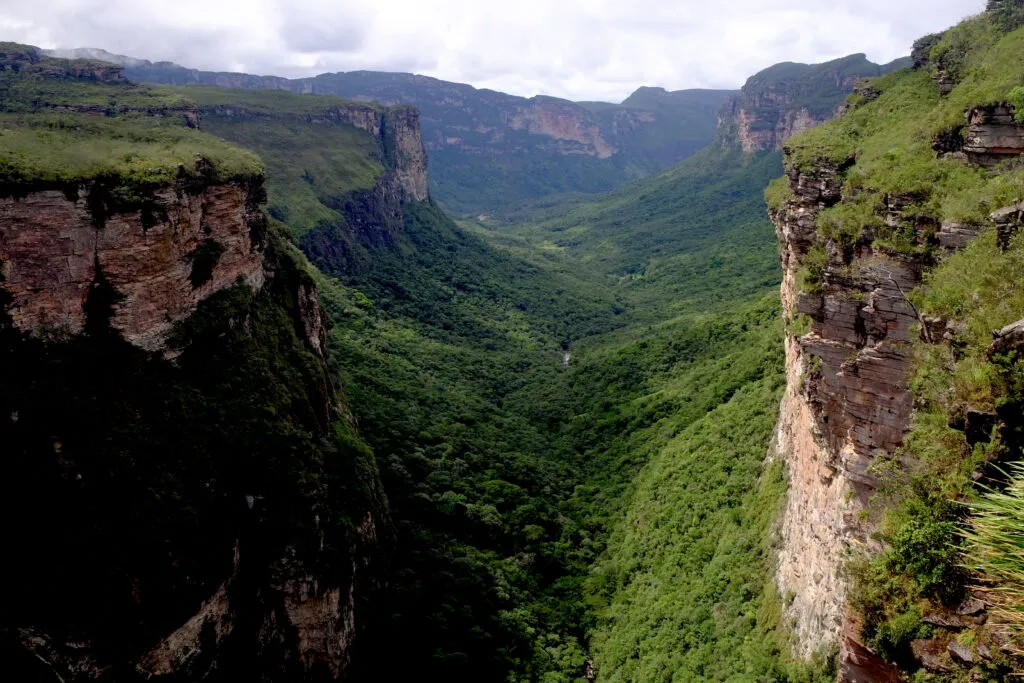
[160,85,429,275]
[113,44,824,682]
[46,47,735,214]
[0,46,388,681]
[768,4,1024,679]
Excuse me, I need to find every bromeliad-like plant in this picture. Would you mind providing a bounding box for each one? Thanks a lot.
[963,462,1024,650]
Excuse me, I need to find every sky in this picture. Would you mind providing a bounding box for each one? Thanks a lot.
[0,0,986,102]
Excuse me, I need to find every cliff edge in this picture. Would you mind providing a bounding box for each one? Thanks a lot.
[768,6,1024,679]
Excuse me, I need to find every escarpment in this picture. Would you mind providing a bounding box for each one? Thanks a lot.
[193,94,430,275]
[1,49,390,682]
[0,171,266,351]
[200,100,429,203]
[771,161,924,678]
[720,54,909,153]
[771,8,1024,678]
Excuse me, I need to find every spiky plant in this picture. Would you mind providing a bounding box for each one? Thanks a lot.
[963,462,1024,650]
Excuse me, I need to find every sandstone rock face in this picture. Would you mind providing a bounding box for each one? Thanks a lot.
[3,43,125,82]
[383,106,430,202]
[839,613,902,682]
[507,96,616,158]
[135,514,381,681]
[991,200,1024,250]
[0,177,266,350]
[719,54,903,153]
[771,161,929,678]
[964,104,1024,167]
[722,97,825,153]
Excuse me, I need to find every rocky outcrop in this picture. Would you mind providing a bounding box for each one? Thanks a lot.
[0,172,266,351]
[382,106,430,202]
[991,200,1024,250]
[2,43,124,82]
[964,104,1024,167]
[719,54,907,153]
[507,96,616,158]
[912,34,944,70]
[721,98,821,153]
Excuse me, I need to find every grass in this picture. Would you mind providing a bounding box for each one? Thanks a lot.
[162,84,382,115]
[0,113,261,186]
[964,462,1024,646]
[0,57,262,187]
[786,18,1024,228]
[199,116,382,236]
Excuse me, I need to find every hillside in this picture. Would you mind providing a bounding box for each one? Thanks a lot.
[0,38,811,682]
[768,2,1024,678]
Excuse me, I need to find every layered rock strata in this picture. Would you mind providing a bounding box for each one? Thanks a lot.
[0,174,266,351]
[719,54,908,153]
[771,161,930,678]
[964,104,1024,167]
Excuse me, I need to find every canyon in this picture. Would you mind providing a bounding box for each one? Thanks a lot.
[5,4,1024,680]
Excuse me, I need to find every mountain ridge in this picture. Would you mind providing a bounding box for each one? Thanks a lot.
[42,47,737,214]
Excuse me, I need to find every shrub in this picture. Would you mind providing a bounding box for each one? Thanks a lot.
[1010,86,1024,123]
[796,244,829,293]
[993,0,1024,32]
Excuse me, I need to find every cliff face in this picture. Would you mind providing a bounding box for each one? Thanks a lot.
[771,162,921,679]
[382,106,430,202]
[721,96,823,154]
[1,48,390,682]
[0,176,266,351]
[202,101,429,203]
[194,95,429,275]
[769,11,1024,677]
[47,48,733,213]
[720,54,910,153]
[2,177,388,683]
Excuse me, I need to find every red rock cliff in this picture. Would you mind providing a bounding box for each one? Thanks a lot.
[0,173,267,351]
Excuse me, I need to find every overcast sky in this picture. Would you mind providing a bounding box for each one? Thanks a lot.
[0,0,985,102]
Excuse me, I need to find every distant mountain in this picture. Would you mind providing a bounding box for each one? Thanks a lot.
[718,53,911,152]
[43,48,735,214]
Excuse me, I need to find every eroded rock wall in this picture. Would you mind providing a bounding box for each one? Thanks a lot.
[771,162,925,679]
[722,96,826,153]
[382,106,430,202]
[0,177,266,351]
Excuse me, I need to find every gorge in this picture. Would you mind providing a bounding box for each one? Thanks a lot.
[4,2,1024,681]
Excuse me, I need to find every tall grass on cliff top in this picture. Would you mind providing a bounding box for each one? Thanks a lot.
[964,463,1024,649]
[782,14,1024,233]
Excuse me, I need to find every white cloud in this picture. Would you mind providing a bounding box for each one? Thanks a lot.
[0,0,985,101]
